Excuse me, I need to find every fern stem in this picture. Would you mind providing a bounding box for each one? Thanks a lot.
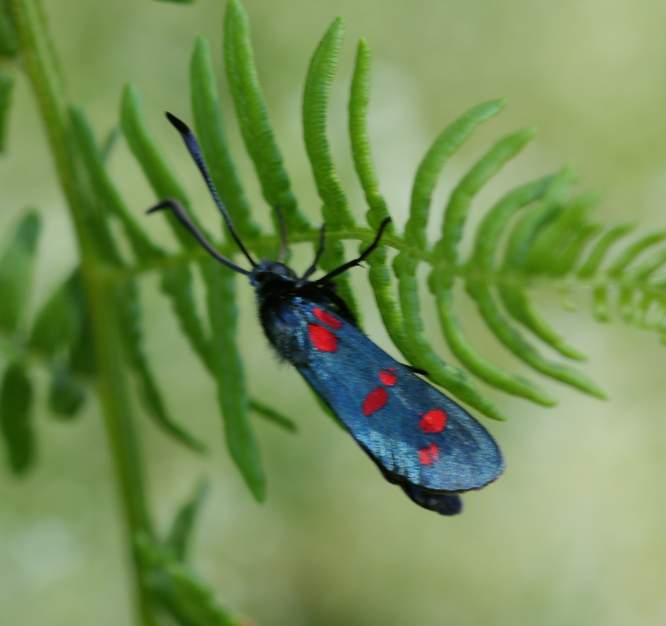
[10,1,157,623]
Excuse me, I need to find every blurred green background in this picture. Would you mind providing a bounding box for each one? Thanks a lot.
[2,1,666,625]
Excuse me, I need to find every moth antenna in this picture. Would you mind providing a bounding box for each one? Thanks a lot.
[315,218,391,283]
[148,198,250,276]
[165,112,257,268]
[301,224,326,280]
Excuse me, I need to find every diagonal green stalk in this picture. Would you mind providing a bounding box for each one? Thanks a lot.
[10,1,156,624]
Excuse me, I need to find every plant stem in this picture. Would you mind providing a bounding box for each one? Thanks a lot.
[10,1,156,623]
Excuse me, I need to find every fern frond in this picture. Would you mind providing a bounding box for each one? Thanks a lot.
[190,36,261,242]
[120,84,265,499]
[167,478,210,562]
[302,17,359,317]
[0,211,40,333]
[223,0,309,233]
[13,0,659,495]
[451,176,558,404]
[0,69,14,152]
[0,0,19,56]
[0,360,33,474]
[136,532,240,626]
[574,226,666,335]
[110,16,666,425]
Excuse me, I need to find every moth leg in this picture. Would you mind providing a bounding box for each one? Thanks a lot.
[300,224,326,281]
[276,334,310,367]
[404,364,428,376]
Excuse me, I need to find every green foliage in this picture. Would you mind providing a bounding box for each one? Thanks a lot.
[303,16,357,316]
[166,478,209,561]
[0,69,14,151]
[135,478,242,626]
[137,534,239,626]
[0,211,40,332]
[3,0,666,623]
[0,0,18,56]
[0,360,34,474]
[223,0,309,234]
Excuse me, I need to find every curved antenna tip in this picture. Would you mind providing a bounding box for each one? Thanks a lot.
[146,201,167,215]
[165,111,189,133]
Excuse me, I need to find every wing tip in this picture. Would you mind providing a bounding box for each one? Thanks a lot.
[400,482,463,516]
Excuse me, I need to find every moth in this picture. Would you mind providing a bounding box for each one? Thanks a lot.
[149,112,504,516]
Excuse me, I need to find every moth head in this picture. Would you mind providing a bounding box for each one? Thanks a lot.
[249,261,298,288]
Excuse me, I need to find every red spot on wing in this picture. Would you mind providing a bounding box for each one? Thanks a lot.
[308,323,338,352]
[419,408,448,433]
[379,369,397,386]
[362,387,389,416]
[313,306,343,329]
[418,443,440,465]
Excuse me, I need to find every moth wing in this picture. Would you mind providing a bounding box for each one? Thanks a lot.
[287,300,504,495]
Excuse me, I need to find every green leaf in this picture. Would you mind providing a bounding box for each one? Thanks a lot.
[608,231,666,278]
[100,126,120,162]
[349,39,388,227]
[503,170,575,275]
[70,106,164,262]
[159,267,212,369]
[425,131,546,409]
[406,99,505,251]
[118,282,206,453]
[167,478,209,562]
[202,264,265,501]
[395,125,533,421]
[440,176,558,404]
[0,0,18,56]
[302,17,357,315]
[577,222,635,278]
[434,127,536,263]
[0,69,14,152]
[628,245,666,281]
[136,533,239,626]
[0,211,41,333]
[250,399,297,433]
[592,283,610,322]
[120,85,198,249]
[48,363,86,418]
[348,38,411,357]
[473,172,588,361]
[223,0,309,234]
[469,276,606,398]
[69,311,96,376]
[119,86,213,368]
[397,261,506,420]
[69,107,204,452]
[348,37,503,419]
[460,171,605,398]
[190,35,260,242]
[524,193,598,275]
[29,269,83,357]
[303,18,354,229]
[498,287,587,361]
[0,361,34,475]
